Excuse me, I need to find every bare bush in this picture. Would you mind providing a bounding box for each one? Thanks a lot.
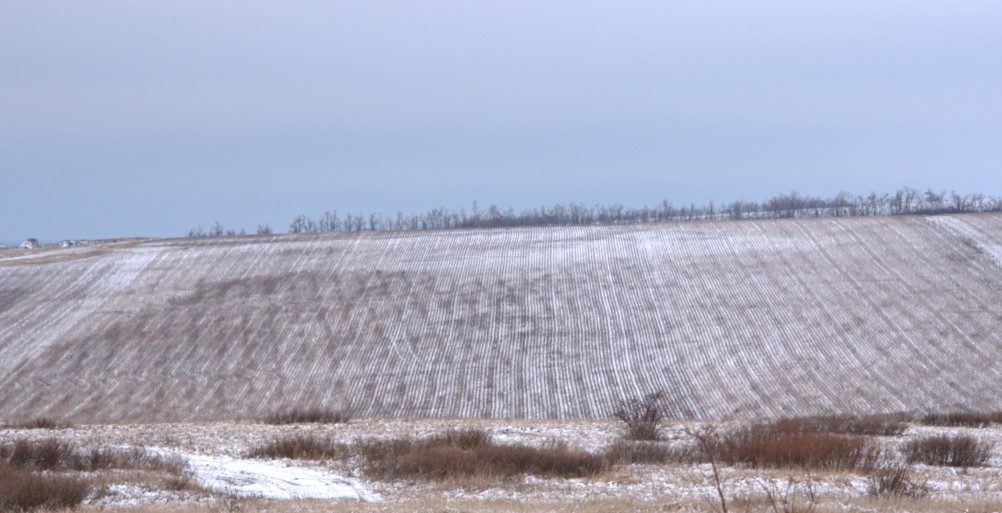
[867,461,928,498]
[613,391,670,441]
[717,423,881,471]
[360,429,608,481]
[902,434,993,467]
[0,461,91,512]
[261,408,352,425]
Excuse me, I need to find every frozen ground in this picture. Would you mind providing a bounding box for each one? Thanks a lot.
[4,418,1002,511]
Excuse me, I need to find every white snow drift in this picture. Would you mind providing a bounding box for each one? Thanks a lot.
[184,453,379,501]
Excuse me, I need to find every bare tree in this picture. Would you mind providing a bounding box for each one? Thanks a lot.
[613,391,670,441]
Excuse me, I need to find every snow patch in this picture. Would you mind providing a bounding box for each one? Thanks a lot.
[929,216,1002,269]
[184,453,379,502]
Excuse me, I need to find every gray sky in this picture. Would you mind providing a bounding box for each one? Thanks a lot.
[2,1,1000,242]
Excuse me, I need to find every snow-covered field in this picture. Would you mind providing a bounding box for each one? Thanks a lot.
[3,418,1002,512]
[1,214,1002,423]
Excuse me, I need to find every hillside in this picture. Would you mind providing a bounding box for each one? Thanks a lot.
[1,214,1001,423]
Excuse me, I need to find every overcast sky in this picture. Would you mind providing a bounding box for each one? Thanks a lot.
[2,1,1000,242]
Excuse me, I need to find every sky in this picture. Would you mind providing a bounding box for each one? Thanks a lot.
[2,1,1001,242]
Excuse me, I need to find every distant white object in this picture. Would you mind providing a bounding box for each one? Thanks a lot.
[185,453,379,501]
[0,243,6,249]
[19,238,42,249]
[60,240,89,248]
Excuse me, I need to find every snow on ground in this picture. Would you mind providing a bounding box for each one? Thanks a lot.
[183,453,380,501]
[930,215,1002,269]
[5,419,1002,508]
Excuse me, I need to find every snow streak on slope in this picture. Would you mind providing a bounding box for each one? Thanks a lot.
[1,215,1001,422]
[929,216,1002,269]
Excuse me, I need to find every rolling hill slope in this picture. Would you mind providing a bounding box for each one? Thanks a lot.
[2,214,1001,423]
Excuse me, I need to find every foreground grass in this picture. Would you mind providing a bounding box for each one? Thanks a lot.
[0,438,198,512]
[5,415,1002,512]
[80,496,1002,513]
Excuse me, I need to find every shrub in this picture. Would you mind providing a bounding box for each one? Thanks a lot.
[919,412,1001,428]
[247,433,351,460]
[613,391,670,441]
[771,414,907,437]
[261,408,352,425]
[360,429,608,481]
[2,439,76,470]
[716,423,881,471]
[902,434,993,467]
[602,439,697,465]
[0,438,188,474]
[867,462,928,498]
[0,462,91,512]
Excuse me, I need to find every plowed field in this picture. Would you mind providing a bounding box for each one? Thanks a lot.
[2,214,1001,422]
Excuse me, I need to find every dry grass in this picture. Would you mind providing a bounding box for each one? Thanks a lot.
[1,417,72,430]
[902,434,993,467]
[919,411,1002,428]
[247,432,351,460]
[866,461,929,499]
[715,422,882,471]
[359,429,609,481]
[73,495,1002,513]
[260,408,352,425]
[770,414,908,437]
[602,439,698,465]
[0,437,188,474]
[0,461,91,512]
